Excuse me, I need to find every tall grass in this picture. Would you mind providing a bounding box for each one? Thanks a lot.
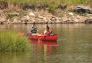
[2,0,91,5]
[0,31,30,52]
[0,0,92,12]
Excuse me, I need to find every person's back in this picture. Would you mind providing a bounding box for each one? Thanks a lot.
[31,26,37,33]
[31,22,37,34]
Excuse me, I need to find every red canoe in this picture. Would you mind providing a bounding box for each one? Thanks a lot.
[29,34,58,41]
[30,40,59,46]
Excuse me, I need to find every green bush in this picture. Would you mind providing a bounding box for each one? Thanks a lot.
[0,31,30,52]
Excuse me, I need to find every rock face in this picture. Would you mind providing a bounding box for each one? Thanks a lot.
[74,6,92,14]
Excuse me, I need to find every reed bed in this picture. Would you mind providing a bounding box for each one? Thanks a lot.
[0,31,30,52]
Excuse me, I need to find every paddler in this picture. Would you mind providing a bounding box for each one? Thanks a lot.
[44,24,52,36]
[31,22,38,35]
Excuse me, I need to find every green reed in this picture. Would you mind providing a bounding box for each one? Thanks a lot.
[0,31,30,52]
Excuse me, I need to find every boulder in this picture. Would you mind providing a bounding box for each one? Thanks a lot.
[85,19,92,24]
[74,5,92,14]
[0,16,6,24]
[28,11,35,17]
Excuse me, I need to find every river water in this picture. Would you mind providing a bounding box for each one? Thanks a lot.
[0,24,92,63]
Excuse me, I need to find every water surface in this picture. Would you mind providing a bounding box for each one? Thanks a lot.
[0,24,92,63]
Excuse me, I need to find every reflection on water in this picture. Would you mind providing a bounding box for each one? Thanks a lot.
[30,40,59,55]
[0,24,92,63]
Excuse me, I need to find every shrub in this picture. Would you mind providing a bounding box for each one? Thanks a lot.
[0,31,30,52]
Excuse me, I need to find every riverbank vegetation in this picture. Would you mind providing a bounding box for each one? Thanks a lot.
[0,0,92,11]
[4,0,92,6]
[0,31,30,52]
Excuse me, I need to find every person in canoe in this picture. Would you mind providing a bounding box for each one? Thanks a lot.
[31,22,38,35]
[44,24,54,36]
